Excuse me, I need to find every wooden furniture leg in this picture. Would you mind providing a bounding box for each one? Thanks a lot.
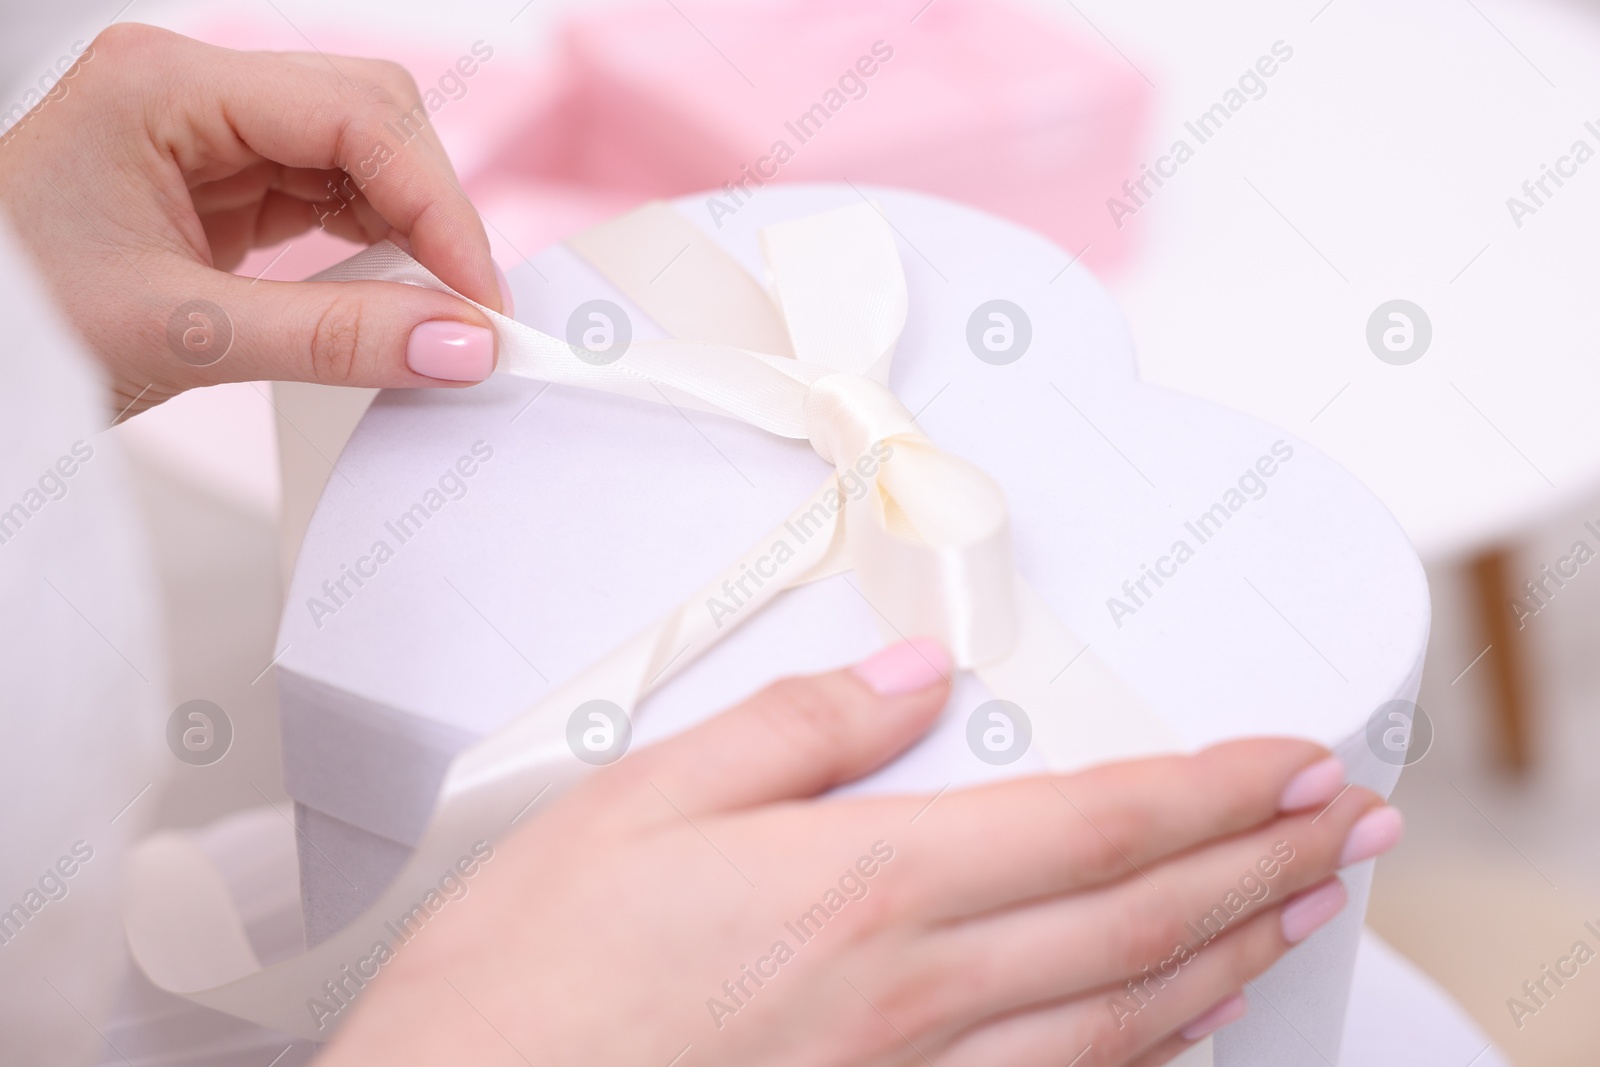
[1469,547,1533,773]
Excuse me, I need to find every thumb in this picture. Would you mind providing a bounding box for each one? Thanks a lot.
[161,264,504,389]
[610,639,953,819]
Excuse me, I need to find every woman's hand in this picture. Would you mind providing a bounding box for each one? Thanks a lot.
[318,639,1399,1067]
[0,24,508,417]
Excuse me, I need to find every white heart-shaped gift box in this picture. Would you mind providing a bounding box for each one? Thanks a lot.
[275,185,1428,1065]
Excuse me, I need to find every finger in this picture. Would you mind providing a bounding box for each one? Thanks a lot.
[188,163,346,216]
[937,887,1328,1067]
[160,259,497,386]
[923,791,1391,1019]
[891,740,1346,917]
[1096,886,1341,1064]
[1122,993,1248,1066]
[199,193,333,270]
[240,52,496,308]
[1124,1036,1206,1067]
[287,188,394,249]
[149,32,500,311]
[193,165,378,267]
[598,638,952,818]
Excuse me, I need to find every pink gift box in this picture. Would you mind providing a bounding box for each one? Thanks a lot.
[196,1,1151,276]
[517,0,1149,269]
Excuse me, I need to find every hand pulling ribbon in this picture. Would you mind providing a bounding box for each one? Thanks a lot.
[124,200,1203,1062]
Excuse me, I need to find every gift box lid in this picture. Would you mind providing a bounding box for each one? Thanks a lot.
[275,184,1428,853]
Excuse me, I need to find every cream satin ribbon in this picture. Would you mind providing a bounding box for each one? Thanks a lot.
[126,200,1204,1063]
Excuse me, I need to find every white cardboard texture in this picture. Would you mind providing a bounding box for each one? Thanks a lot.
[276,186,1429,1066]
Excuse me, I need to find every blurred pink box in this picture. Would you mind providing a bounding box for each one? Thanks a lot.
[484,0,1149,270]
[193,1,1151,276]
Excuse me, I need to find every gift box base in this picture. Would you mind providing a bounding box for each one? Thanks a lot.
[277,183,1432,1066]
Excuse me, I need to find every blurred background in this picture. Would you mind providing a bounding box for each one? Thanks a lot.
[6,0,1600,1062]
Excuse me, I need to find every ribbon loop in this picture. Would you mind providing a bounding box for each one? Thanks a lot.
[798,374,1018,668]
[845,436,1018,668]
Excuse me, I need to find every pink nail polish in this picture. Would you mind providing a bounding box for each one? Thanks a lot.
[406,321,494,382]
[494,261,515,318]
[1279,756,1345,812]
[1180,992,1248,1041]
[851,638,950,696]
[1281,878,1347,943]
[1339,806,1404,867]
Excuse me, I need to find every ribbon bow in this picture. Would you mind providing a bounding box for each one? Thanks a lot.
[556,201,1019,669]
[124,199,1182,1048]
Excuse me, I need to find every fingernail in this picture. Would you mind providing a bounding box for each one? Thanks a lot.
[1281,878,1347,943]
[494,261,515,318]
[1279,756,1345,812]
[1339,806,1404,867]
[1180,992,1248,1041]
[406,321,494,382]
[851,638,950,696]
